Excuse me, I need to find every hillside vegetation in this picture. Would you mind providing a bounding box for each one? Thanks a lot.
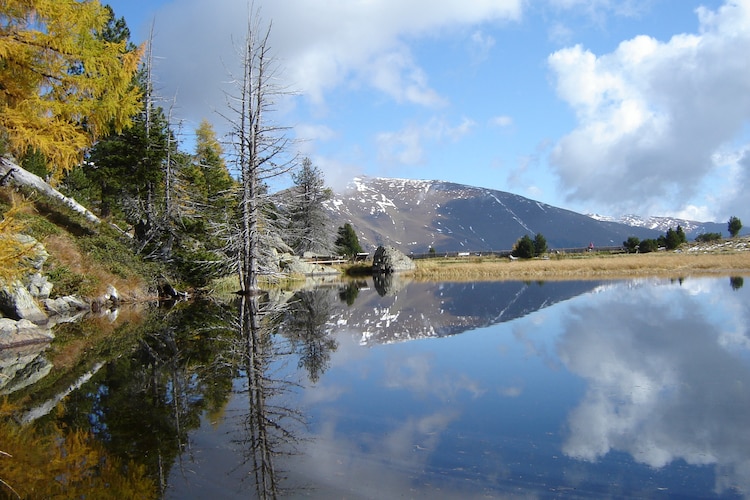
[0,186,161,301]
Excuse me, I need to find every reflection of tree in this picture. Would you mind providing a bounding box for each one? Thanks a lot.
[281,289,338,383]
[730,276,744,290]
[338,280,364,306]
[56,300,236,495]
[231,294,305,499]
[0,401,157,498]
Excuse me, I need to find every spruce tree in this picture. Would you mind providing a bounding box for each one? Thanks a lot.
[335,223,363,258]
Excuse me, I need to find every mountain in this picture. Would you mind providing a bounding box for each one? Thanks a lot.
[322,278,607,346]
[588,213,728,239]
[324,177,663,253]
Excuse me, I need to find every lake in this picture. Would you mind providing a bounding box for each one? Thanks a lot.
[2,275,749,498]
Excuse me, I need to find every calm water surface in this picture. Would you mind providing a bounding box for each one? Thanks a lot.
[4,276,750,498]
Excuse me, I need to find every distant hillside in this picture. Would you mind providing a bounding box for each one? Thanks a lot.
[324,177,664,253]
[588,213,733,239]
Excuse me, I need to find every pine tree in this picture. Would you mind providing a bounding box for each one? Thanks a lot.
[728,216,742,238]
[0,0,142,179]
[287,158,332,256]
[195,119,234,201]
[335,223,363,258]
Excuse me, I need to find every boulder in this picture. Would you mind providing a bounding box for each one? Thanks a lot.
[0,318,54,349]
[43,295,89,316]
[279,253,341,276]
[0,280,47,323]
[372,245,415,274]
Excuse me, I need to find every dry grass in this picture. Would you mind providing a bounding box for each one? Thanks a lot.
[409,251,750,281]
[44,233,147,299]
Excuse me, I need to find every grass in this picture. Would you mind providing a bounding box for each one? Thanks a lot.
[408,249,750,281]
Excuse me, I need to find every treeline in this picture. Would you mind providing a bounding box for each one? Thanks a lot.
[623,216,743,254]
[0,3,361,290]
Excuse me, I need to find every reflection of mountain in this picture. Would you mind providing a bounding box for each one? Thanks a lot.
[329,279,603,345]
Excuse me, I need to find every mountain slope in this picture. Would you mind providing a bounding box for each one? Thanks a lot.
[324,177,663,253]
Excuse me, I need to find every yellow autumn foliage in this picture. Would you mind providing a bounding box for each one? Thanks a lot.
[0,0,143,180]
[0,201,34,283]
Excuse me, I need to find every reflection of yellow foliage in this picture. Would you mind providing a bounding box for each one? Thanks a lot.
[0,401,157,499]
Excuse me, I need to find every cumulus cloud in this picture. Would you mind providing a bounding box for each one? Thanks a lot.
[548,1,750,218]
[146,0,521,122]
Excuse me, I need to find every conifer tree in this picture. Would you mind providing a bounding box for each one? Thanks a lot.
[335,223,363,258]
[0,0,142,179]
[287,158,332,256]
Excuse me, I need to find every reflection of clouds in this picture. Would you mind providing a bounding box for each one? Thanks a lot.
[291,408,462,499]
[559,281,750,496]
[383,352,485,400]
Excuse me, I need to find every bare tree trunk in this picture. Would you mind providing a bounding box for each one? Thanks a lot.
[227,10,296,294]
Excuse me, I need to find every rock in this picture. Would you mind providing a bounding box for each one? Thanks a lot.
[14,234,48,271]
[279,253,341,276]
[0,280,47,323]
[105,285,120,306]
[43,295,89,316]
[0,343,53,395]
[26,272,53,299]
[372,245,415,274]
[0,318,54,349]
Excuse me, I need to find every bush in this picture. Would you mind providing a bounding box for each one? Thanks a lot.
[639,238,659,253]
[623,236,640,253]
[695,232,722,242]
[533,233,547,256]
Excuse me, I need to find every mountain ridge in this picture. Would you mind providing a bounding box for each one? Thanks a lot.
[324,176,728,253]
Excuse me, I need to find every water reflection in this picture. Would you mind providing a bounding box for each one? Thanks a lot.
[3,276,750,498]
[558,280,750,496]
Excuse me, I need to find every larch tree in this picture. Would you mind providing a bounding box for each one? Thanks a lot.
[287,157,333,256]
[0,0,142,180]
[227,11,295,294]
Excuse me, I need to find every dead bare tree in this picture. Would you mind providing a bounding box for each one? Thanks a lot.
[225,10,296,294]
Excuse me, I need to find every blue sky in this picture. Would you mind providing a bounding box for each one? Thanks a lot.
[105,0,749,223]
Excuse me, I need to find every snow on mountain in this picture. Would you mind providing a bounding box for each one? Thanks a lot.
[588,213,727,238]
[324,176,664,253]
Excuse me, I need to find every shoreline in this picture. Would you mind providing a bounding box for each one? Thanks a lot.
[407,250,750,282]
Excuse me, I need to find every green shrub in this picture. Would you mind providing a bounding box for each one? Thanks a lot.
[46,265,98,298]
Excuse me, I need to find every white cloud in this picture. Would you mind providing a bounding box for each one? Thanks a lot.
[469,30,496,63]
[491,115,514,127]
[548,1,750,217]
[146,0,522,126]
[376,117,477,166]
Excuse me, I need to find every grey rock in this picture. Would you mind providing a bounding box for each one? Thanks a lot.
[279,253,341,276]
[0,280,47,323]
[0,343,52,394]
[14,234,48,271]
[26,272,54,299]
[43,295,89,316]
[372,245,415,274]
[0,318,54,349]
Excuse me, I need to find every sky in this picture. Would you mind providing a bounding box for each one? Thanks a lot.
[104,0,750,223]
